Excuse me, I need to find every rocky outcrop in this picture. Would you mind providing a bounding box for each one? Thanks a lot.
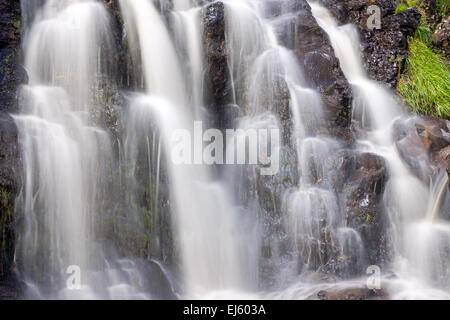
[319,0,421,88]
[203,1,235,130]
[415,118,450,174]
[282,0,353,139]
[325,150,389,266]
[394,117,450,177]
[433,16,450,57]
[342,152,389,266]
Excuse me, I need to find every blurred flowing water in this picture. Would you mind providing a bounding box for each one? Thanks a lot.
[12,0,449,299]
[310,2,450,299]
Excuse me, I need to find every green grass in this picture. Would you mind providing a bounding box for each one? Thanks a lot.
[414,24,432,45]
[398,40,450,118]
[436,0,450,19]
[395,3,409,15]
[406,0,418,8]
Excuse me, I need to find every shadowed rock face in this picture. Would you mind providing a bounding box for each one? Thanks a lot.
[434,16,450,57]
[0,1,24,285]
[342,152,388,266]
[0,113,22,283]
[0,1,27,113]
[203,1,235,130]
[318,0,421,88]
[290,0,353,140]
[203,0,353,139]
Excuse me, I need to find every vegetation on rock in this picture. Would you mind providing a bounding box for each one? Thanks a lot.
[399,39,450,118]
[397,0,450,118]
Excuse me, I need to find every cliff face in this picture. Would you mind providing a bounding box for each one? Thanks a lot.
[0,1,25,300]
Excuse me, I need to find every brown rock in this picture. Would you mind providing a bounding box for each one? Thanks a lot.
[433,16,450,57]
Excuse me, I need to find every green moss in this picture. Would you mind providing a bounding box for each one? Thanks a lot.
[398,39,450,118]
[395,3,409,15]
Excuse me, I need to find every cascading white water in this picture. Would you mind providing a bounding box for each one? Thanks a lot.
[310,2,450,299]
[14,0,149,299]
[172,5,205,118]
[119,0,257,297]
[13,0,449,300]
[224,1,366,294]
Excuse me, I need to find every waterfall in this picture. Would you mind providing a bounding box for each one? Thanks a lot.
[119,0,257,297]
[14,0,149,299]
[11,0,449,300]
[310,2,450,299]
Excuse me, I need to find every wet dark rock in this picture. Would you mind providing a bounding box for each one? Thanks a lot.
[256,147,299,216]
[416,118,450,150]
[393,118,433,181]
[393,117,450,178]
[433,16,450,57]
[308,148,390,277]
[240,146,298,288]
[340,151,389,266]
[290,0,353,139]
[203,1,234,129]
[0,277,21,300]
[0,0,27,113]
[0,113,22,280]
[0,1,24,282]
[319,0,421,88]
[415,117,450,174]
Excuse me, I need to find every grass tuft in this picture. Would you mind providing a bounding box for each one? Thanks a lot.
[395,3,409,15]
[398,39,450,118]
[436,0,450,19]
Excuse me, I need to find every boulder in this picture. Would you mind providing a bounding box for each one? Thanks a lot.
[394,117,450,176]
[433,16,450,57]
[291,0,353,139]
[415,117,450,174]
